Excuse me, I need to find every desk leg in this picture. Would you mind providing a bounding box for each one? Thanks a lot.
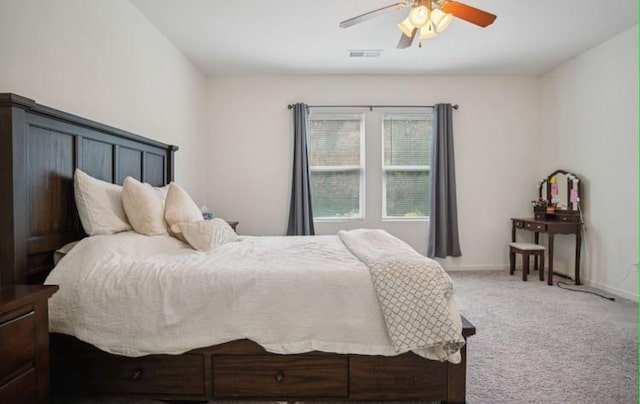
[534,232,539,271]
[547,233,554,286]
[575,230,582,285]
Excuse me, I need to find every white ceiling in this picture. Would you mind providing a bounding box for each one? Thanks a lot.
[131,0,638,76]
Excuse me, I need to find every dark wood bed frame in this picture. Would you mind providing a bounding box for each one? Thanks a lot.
[0,93,475,403]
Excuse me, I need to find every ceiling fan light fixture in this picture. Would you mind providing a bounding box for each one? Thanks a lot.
[418,21,437,39]
[430,8,453,32]
[397,17,416,37]
[408,5,430,27]
[339,0,497,50]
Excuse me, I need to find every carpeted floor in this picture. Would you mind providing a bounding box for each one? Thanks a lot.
[452,270,637,404]
[53,270,638,404]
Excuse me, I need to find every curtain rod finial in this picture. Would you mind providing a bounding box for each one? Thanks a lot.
[287,104,293,109]
[452,104,459,110]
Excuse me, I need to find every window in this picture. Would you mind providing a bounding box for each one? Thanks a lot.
[382,113,432,219]
[308,113,364,219]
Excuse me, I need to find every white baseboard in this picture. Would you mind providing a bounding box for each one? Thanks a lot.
[585,279,638,302]
[444,265,508,271]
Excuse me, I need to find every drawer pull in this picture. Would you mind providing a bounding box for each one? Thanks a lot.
[275,371,285,383]
[526,224,531,228]
[132,369,143,380]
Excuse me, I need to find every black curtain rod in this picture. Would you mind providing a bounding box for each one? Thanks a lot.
[287,104,459,110]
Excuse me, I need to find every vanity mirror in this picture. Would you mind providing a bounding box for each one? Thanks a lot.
[536,169,582,222]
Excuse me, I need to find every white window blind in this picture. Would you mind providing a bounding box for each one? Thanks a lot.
[308,113,364,219]
[382,113,432,218]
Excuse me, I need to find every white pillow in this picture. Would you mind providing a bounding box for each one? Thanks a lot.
[74,169,131,235]
[174,219,239,251]
[122,177,168,236]
[165,182,203,242]
[155,184,169,202]
[165,182,202,226]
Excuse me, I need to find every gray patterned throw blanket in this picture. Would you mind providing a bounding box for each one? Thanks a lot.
[339,229,465,362]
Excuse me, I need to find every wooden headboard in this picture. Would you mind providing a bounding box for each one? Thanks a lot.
[0,93,178,286]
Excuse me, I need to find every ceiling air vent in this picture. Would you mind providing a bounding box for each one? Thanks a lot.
[348,49,382,58]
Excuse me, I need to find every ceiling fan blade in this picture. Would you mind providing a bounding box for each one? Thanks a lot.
[339,2,408,29]
[440,1,497,27]
[397,28,417,49]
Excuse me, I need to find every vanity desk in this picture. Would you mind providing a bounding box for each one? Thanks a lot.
[510,217,582,285]
[512,169,584,286]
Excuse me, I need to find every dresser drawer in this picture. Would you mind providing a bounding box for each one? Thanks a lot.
[555,213,581,223]
[77,352,204,395]
[524,222,546,232]
[350,353,447,400]
[0,367,37,404]
[213,355,348,398]
[0,309,36,383]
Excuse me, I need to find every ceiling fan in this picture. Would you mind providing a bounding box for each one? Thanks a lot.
[339,0,497,49]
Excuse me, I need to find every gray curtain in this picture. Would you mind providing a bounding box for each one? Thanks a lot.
[428,103,461,258]
[287,103,315,235]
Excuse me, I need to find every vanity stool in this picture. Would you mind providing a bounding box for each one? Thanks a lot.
[509,242,545,281]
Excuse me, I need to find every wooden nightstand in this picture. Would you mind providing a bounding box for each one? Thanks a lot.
[0,285,58,404]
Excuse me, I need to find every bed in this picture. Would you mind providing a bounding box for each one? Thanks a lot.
[0,93,475,403]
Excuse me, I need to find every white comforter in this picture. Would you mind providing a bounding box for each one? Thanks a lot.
[45,231,462,362]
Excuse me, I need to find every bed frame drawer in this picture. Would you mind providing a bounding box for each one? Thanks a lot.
[76,352,204,395]
[350,353,448,400]
[0,308,36,384]
[213,355,348,398]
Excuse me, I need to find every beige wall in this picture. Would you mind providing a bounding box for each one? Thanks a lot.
[205,75,541,269]
[540,25,638,301]
[0,0,207,201]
